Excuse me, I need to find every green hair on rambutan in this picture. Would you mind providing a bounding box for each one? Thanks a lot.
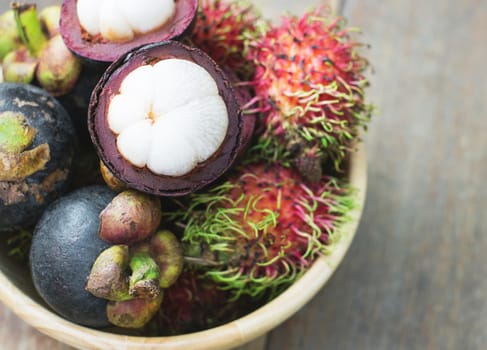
[246,7,373,177]
[165,163,356,300]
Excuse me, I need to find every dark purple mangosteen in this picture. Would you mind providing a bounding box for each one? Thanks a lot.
[30,185,116,328]
[0,83,77,232]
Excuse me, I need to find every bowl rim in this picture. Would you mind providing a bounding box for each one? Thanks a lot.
[0,143,367,350]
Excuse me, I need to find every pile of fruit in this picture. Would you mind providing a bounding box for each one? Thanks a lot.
[0,0,372,336]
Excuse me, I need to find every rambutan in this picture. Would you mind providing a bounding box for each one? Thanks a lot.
[167,163,355,299]
[149,270,258,335]
[246,8,373,173]
[190,0,261,79]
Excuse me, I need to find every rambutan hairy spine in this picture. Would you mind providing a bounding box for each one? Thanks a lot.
[190,0,263,80]
[165,164,356,300]
[246,7,373,172]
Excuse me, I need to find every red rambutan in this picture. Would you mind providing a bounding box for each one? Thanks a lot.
[167,163,355,299]
[246,8,373,172]
[190,0,261,79]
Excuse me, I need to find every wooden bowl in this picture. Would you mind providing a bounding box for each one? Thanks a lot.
[0,143,366,349]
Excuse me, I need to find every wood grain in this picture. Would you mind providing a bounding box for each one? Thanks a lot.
[267,0,487,349]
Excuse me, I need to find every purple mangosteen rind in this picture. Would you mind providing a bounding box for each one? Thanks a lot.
[30,185,117,328]
[60,0,198,64]
[88,40,255,197]
[0,83,77,232]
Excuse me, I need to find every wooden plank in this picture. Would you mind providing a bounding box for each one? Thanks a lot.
[266,0,487,349]
[234,336,267,350]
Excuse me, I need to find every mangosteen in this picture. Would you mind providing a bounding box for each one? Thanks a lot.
[0,83,76,232]
[30,185,116,328]
[60,0,198,64]
[88,41,255,196]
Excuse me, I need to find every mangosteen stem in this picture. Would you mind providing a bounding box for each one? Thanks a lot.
[128,251,161,299]
[11,2,47,57]
[182,242,224,267]
[183,255,223,267]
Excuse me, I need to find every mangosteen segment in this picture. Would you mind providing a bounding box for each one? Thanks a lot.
[77,0,175,43]
[89,41,255,196]
[60,0,198,63]
[107,59,228,176]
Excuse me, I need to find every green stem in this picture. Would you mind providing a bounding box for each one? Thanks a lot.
[129,251,160,299]
[11,2,47,57]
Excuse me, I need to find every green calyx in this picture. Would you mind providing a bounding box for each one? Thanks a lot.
[87,241,185,329]
[0,111,36,153]
[85,245,133,302]
[129,251,161,299]
[86,245,164,302]
[0,143,50,181]
[11,2,47,57]
[107,292,164,329]
[2,48,37,83]
[35,34,82,97]
[38,5,61,38]
[2,4,81,96]
[0,111,50,182]
[150,230,184,288]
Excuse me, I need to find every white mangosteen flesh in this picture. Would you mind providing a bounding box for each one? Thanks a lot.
[77,0,175,42]
[107,59,229,177]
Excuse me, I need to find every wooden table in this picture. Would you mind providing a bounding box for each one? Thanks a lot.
[2,0,487,349]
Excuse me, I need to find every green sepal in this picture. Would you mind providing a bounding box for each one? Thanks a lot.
[0,111,36,153]
[128,251,161,299]
[12,2,48,57]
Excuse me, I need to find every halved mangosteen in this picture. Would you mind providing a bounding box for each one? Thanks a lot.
[60,0,198,64]
[88,41,255,196]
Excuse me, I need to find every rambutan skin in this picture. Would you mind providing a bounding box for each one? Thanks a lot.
[190,0,261,80]
[247,8,373,170]
[167,163,355,299]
